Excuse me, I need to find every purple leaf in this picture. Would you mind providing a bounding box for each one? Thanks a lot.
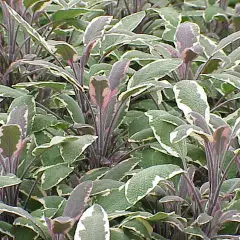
[108,59,130,91]
[175,22,199,54]
[89,76,111,110]
[213,125,231,156]
[63,181,92,220]
[181,44,203,63]
[7,105,28,138]
[51,216,75,235]
[188,112,212,135]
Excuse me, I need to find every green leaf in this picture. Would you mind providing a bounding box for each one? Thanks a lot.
[212,30,240,56]
[103,158,140,181]
[137,148,180,168]
[204,73,240,90]
[55,93,85,123]
[110,11,145,33]
[40,163,73,190]
[17,59,82,90]
[8,95,36,135]
[125,164,184,204]
[48,40,78,62]
[33,135,90,156]
[14,81,66,91]
[95,186,132,214]
[60,135,97,163]
[32,114,58,132]
[151,7,181,41]
[4,3,54,54]
[80,168,109,182]
[83,16,112,45]
[92,180,124,196]
[0,221,14,238]
[0,125,21,158]
[0,175,22,188]
[119,84,153,101]
[173,80,210,124]
[121,218,153,239]
[0,85,27,98]
[0,202,49,240]
[52,8,90,22]
[128,59,182,87]
[14,217,50,239]
[74,204,110,240]
[204,6,228,23]
[129,128,154,142]
[110,228,131,240]
[184,226,205,238]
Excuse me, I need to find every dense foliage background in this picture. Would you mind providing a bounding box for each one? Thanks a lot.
[0,0,240,239]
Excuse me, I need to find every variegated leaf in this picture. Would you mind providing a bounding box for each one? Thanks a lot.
[110,11,145,33]
[170,124,210,144]
[8,95,36,136]
[0,175,22,188]
[173,80,210,124]
[146,110,186,157]
[63,181,93,220]
[103,158,140,181]
[40,163,73,190]
[74,204,110,240]
[89,76,111,110]
[0,124,22,158]
[125,164,184,204]
[128,59,182,88]
[83,16,112,45]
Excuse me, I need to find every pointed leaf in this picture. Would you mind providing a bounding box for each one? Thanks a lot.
[119,84,154,101]
[170,124,210,143]
[55,93,85,124]
[0,85,26,98]
[108,59,130,91]
[4,3,54,54]
[7,105,28,138]
[14,81,66,91]
[213,126,231,156]
[8,95,36,135]
[83,16,112,45]
[63,181,93,219]
[103,158,140,181]
[128,59,182,87]
[212,30,240,55]
[110,11,145,32]
[92,180,124,196]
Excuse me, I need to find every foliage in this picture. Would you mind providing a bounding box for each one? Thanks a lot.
[0,0,240,239]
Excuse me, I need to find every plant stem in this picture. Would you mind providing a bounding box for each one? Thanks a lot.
[23,173,42,210]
